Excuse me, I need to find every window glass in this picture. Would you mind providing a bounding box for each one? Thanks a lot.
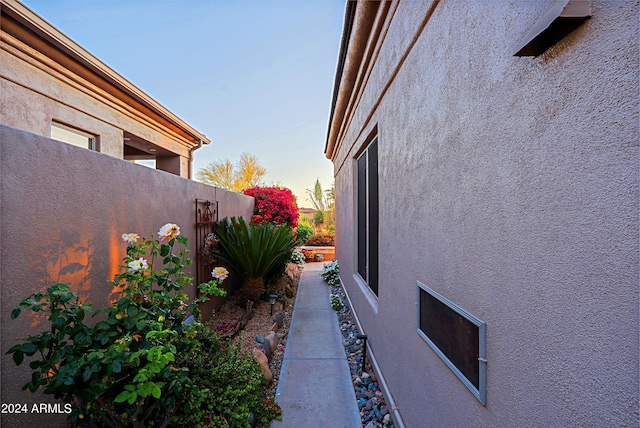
[51,122,95,150]
[356,137,379,295]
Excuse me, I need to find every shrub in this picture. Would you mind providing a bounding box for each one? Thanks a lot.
[306,231,335,246]
[295,223,314,246]
[244,186,299,228]
[173,327,281,427]
[7,225,229,426]
[291,250,305,265]
[321,260,340,286]
[214,217,296,301]
[330,294,343,311]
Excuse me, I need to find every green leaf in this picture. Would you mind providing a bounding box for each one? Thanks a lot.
[11,308,21,319]
[83,367,92,382]
[151,384,162,399]
[21,343,37,354]
[160,245,171,257]
[114,391,130,403]
[112,360,121,373]
[12,350,24,366]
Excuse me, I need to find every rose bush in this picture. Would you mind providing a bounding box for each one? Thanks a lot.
[7,224,279,427]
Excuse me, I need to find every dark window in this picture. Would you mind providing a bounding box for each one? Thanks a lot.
[417,281,487,404]
[356,138,378,295]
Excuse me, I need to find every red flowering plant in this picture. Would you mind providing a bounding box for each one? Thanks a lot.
[243,186,299,229]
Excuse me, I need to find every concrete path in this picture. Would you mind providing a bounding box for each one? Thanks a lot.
[272,262,361,428]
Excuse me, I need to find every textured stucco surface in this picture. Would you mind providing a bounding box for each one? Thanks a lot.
[0,125,254,426]
[0,39,191,176]
[330,1,638,427]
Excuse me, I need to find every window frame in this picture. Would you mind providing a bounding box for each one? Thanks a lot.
[356,136,379,295]
[51,121,96,150]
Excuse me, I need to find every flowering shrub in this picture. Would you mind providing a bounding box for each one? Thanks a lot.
[6,224,274,426]
[291,250,305,265]
[244,186,299,228]
[330,294,343,311]
[301,248,316,261]
[321,260,340,286]
[306,231,335,246]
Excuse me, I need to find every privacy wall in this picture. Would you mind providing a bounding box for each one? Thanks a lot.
[327,1,638,426]
[0,125,254,426]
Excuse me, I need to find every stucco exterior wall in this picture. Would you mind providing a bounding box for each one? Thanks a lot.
[0,48,122,157]
[331,1,638,426]
[0,125,254,426]
[0,3,206,179]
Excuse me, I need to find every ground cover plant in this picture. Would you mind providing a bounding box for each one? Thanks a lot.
[321,260,340,286]
[7,224,280,427]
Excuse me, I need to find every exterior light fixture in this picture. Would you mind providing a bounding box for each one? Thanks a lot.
[268,294,278,316]
[357,334,368,373]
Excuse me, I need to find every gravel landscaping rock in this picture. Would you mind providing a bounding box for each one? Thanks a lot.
[331,282,396,427]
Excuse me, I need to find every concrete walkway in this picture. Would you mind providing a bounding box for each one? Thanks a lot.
[272,262,361,428]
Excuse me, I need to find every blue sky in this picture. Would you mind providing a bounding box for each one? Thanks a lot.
[21,0,344,206]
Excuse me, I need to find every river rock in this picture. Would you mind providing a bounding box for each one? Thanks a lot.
[251,348,272,383]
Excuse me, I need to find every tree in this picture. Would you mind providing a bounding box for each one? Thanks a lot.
[305,179,335,231]
[306,178,327,212]
[325,183,335,230]
[196,153,266,192]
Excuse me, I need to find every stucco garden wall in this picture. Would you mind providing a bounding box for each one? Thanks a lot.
[331,1,638,426]
[0,124,254,426]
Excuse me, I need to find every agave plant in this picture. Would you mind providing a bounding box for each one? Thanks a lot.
[214,216,296,301]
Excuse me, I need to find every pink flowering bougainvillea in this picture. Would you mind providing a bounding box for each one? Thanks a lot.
[244,186,299,228]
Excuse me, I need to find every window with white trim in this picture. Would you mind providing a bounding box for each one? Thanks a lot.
[51,122,96,150]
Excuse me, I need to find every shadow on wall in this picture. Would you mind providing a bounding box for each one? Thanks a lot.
[0,125,256,426]
[27,229,94,328]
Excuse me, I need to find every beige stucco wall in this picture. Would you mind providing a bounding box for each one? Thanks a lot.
[0,34,193,176]
[0,125,254,426]
[331,1,638,426]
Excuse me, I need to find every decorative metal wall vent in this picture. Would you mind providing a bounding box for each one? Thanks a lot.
[417,281,487,404]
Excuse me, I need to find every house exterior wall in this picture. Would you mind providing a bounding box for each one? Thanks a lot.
[0,47,126,157]
[0,0,209,178]
[329,1,638,427]
[0,125,254,427]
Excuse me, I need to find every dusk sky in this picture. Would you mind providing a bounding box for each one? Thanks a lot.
[21,0,345,206]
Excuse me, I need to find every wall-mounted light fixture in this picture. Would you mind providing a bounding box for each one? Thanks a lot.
[514,0,591,57]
